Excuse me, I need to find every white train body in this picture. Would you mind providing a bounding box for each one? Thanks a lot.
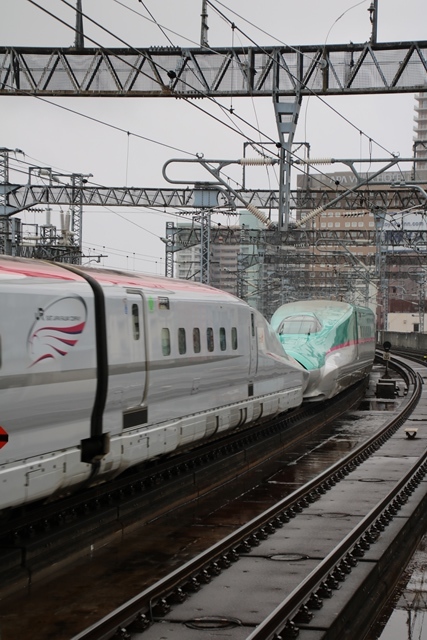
[0,257,307,511]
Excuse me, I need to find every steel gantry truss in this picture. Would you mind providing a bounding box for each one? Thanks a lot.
[4,184,427,217]
[160,222,427,318]
[2,36,426,232]
[162,226,427,258]
[1,41,427,97]
[1,28,427,313]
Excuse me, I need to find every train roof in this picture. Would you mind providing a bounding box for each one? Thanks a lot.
[271,299,374,326]
[0,256,239,302]
[271,299,375,343]
[275,299,351,316]
[0,256,82,281]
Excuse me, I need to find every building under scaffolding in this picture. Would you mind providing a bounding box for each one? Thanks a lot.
[168,167,427,326]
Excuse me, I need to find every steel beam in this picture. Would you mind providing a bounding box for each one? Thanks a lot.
[3,185,426,217]
[1,42,426,97]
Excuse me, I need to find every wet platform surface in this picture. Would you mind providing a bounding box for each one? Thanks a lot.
[135,434,427,639]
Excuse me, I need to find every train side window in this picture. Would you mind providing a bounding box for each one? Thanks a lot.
[251,313,255,337]
[219,327,226,351]
[131,304,140,340]
[193,328,201,353]
[178,328,186,355]
[207,327,214,352]
[161,328,171,356]
[231,327,238,350]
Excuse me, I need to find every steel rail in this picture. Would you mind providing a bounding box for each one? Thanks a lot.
[248,450,427,638]
[71,357,421,640]
[247,360,425,639]
[0,374,367,610]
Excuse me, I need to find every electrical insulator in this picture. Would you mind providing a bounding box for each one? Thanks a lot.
[298,158,333,165]
[239,158,277,166]
[246,202,275,229]
[295,206,325,227]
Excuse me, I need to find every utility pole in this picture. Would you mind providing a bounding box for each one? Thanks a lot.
[369,0,378,45]
[0,148,10,255]
[199,209,211,284]
[200,0,209,48]
[75,0,84,49]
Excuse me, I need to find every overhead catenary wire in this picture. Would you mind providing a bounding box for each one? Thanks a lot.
[51,0,381,179]
[7,148,424,280]
[18,1,413,237]
[0,1,418,298]
[41,0,279,157]
[206,0,395,158]
[24,0,287,217]
[122,0,409,207]
[118,0,382,159]
[5,153,220,257]
[26,0,397,191]
[21,1,367,202]
[6,115,412,248]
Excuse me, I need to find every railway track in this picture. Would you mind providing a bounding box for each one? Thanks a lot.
[67,353,427,640]
[0,367,368,597]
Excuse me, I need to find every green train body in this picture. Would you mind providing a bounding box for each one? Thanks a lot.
[270,300,376,401]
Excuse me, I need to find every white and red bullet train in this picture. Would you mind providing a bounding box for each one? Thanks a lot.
[0,256,308,512]
[270,299,376,401]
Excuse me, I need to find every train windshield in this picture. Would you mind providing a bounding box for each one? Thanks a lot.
[278,314,321,335]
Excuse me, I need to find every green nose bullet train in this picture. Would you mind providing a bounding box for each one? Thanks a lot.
[270,299,376,401]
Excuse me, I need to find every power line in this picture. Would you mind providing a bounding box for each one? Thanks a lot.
[23,0,381,201]
[15,2,414,219]
[136,1,175,46]
[25,0,281,171]
[207,0,394,157]
[53,1,379,196]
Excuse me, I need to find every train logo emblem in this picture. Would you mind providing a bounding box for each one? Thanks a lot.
[28,296,87,366]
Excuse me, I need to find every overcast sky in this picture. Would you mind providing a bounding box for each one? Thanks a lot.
[1,0,426,273]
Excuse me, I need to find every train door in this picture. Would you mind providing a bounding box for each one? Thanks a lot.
[249,312,258,377]
[120,291,148,428]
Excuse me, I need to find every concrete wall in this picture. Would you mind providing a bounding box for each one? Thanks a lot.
[378,330,427,352]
